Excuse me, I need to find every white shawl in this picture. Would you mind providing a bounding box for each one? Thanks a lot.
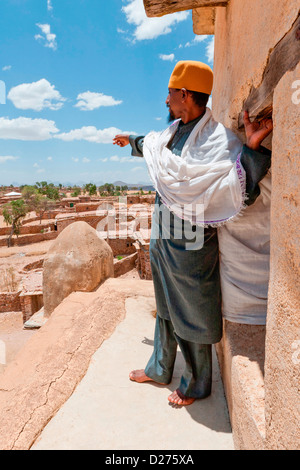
[143,108,246,227]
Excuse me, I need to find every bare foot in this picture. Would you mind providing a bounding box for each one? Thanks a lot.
[168,389,195,406]
[129,369,165,385]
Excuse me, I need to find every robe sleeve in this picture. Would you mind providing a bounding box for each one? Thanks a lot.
[129,135,145,157]
[241,144,272,206]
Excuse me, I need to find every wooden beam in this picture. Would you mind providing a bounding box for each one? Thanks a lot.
[143,0,228,18]
[238,13,300,128]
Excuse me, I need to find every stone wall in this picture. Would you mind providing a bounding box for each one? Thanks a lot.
[0,231,57,247]
[211,0,300,450]
[0,222,55,236]
[134,241,152,280]
[0,292,22,313]
[264,62,300,450]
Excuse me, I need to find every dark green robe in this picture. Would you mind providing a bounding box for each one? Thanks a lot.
[129,118,271,343]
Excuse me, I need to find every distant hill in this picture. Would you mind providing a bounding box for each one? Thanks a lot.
[113,181,155,191]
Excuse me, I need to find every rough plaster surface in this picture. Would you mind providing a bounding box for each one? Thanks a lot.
[0,279,154,450]
[216,321,266,450]
[264,63,300,450]
[43,221,114,317]
[212,0,300,131]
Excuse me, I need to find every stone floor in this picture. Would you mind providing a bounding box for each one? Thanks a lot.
[32,289,234,450]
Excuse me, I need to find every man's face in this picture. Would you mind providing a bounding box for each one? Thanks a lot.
[166,88,182,123]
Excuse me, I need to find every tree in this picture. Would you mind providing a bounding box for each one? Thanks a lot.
[34,195,56,224]
[71,187,81,197]
[3,199,29,247]
[84,183,97,196]
[22,185,39,206]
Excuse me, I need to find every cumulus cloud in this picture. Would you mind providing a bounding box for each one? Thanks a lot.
[75,91,122,111]
[2,65,12,72]
[0,117,59,141]
[55,126,136,144]
[35,23,57,50]
[184,35,208,47]
[159,53,175,62]
[82,157,90,163]
[47,0,53,11]
[206,37,215,64]
[122,0,189,41]
[0,156,19,164]
[8,79,66,111]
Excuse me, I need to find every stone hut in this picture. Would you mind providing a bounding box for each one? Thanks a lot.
[143,0,299,450]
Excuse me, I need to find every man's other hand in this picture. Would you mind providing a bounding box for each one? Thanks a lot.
[113,135,130,147]
[244,110,273,151]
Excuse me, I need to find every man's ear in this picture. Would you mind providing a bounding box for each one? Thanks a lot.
[181,88,188,101]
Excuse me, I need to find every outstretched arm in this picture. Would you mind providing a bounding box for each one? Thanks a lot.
[113,135,130,147]
[113,134,145,157]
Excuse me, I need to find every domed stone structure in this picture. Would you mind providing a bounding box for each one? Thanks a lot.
[43,221,114,317]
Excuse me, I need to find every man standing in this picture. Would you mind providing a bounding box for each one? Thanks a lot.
[113,61,272,406]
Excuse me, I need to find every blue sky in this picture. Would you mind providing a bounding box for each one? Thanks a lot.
[0,0,214,187]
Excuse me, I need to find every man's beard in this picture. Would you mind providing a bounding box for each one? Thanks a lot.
[167,106,176,123]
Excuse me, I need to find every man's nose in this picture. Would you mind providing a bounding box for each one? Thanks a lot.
[165,94,170,105]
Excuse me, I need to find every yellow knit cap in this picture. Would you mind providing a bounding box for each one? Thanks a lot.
[168,60,213,95]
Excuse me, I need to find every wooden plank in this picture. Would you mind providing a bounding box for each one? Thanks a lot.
[238,13,300,128]
[143,0,228,18]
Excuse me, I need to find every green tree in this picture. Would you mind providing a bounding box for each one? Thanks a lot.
[3,199,29,247]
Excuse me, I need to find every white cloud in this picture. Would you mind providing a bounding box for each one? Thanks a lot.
[159,53,175,62]
[72,157,79,162]
[0,117,59,141]
[47,156,53,161]
[122,0,189,41]
[185,35,208,47]
[75,91,122,111]
[8,79,65,111]
[36,168,46,173]
[0,156,18,164]
[33,163,39,168]
[109,155,137,163]
[2,65,12,72]
[55,126,136,144]
[35,23,57,50]
[82,157,90,163]
[131,166,144,172]
[206,37,215,64]
[47,0,53,11]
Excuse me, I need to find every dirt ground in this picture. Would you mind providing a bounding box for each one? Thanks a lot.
[0,240,54,291]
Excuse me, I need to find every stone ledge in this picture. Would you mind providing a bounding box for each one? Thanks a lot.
[0,278,154,450]
[216,320,266,450]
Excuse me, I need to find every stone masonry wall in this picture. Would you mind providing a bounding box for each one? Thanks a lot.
[0,292,22,313]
